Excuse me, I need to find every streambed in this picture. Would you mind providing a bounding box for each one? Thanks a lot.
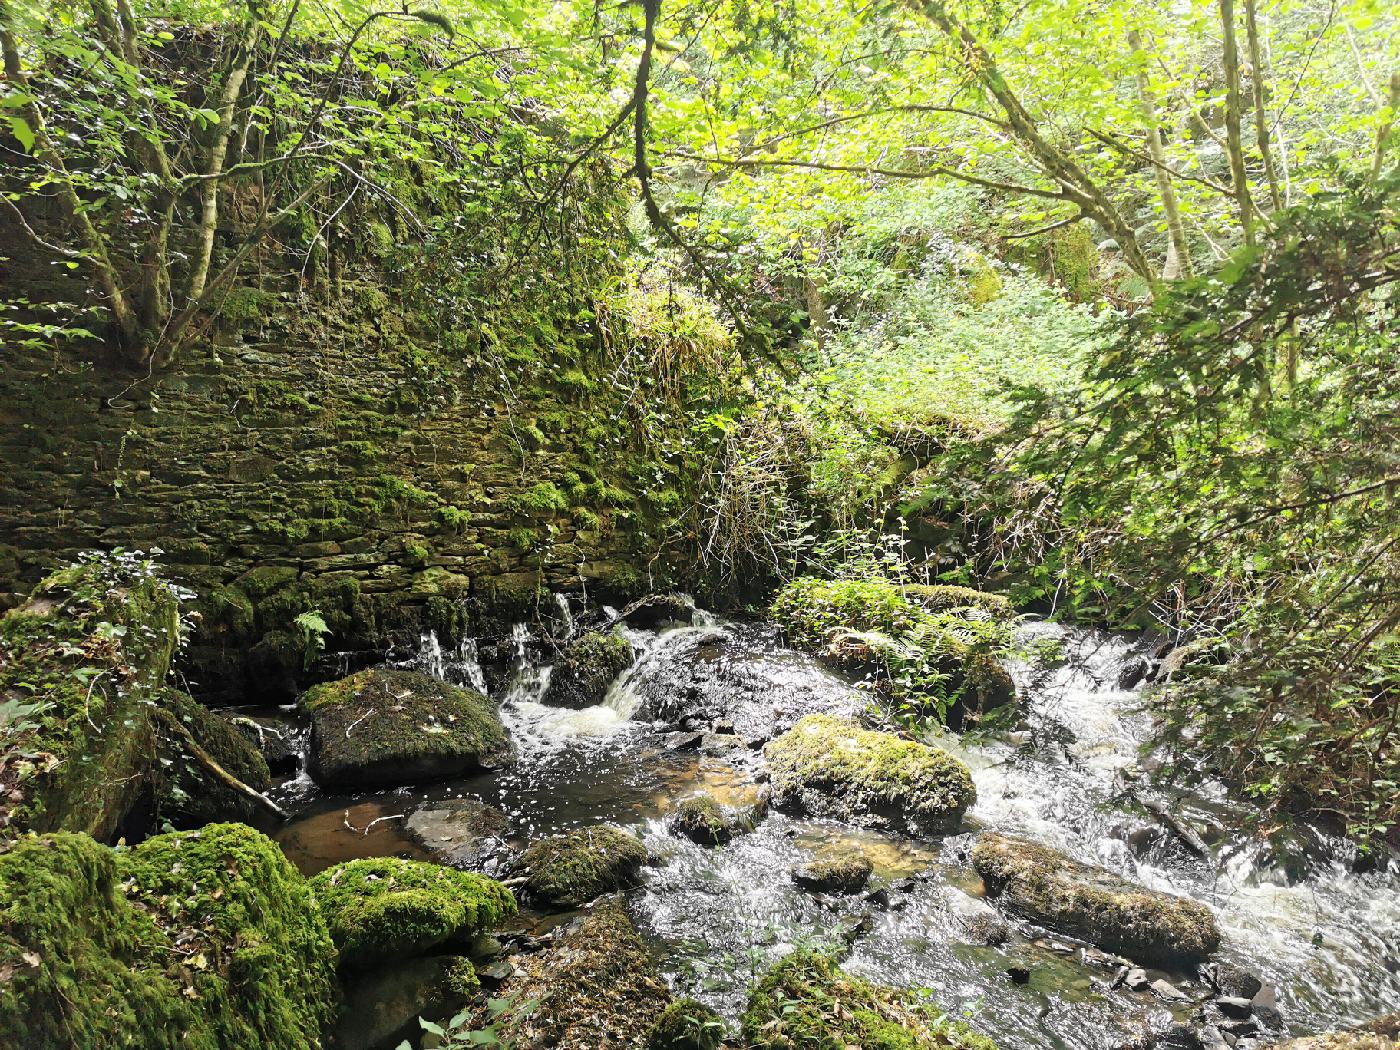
[255,611,1400,1049]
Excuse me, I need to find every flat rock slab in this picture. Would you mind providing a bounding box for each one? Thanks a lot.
[972,832,1220,968]
[404,798,511,870]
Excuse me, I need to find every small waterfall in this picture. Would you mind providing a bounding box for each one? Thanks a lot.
[405,629,488,694]
[553,592,575,637]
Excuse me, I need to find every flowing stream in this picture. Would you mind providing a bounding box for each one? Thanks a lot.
[261,610,1400,1049]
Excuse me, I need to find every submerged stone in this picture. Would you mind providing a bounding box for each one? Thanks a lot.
[309,856,515,969]
[741,949,997,1049]
[540,630,635,708]
[764,714,976,835]
[515,824,648,910]
[299,668,511,789]
[403,797,511,870]
[971,832,1220,967]
[0,823,338,1049]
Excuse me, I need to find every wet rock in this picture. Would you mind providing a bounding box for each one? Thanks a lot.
[972,832,1220,967]
[300,668,511,790]
[647,997,724,1050]
[227,712,302,774]
[1254,1004,1285,1032]
[621,593,696,629]
[964,912,1011,947]
[475,900,673,1048]
[1118,658,1150,690]
[514,825,648,910]
[866,887,892,910]
[669,793,760,846]
[699,731,746,755]
[765,715,976,835]
[1151,978,1190,1002]
[1158,1024,1206,1050]
[309,856,516,969]
[541,630,635,708]
[792,848,873,893]
[1266,1018,1399,1049]
[403,798,511,870]
[1007,964,1032,985]
[1124,967,1150,991]
[1215,997,1255,1019]
[742,949,992,1049]
[663,730,704,751]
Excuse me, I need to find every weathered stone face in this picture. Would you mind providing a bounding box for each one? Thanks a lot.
[300,667,512,790]
[971,831,1221,968]
[763,714,976,836]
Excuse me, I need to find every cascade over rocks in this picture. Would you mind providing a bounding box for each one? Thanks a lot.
[540,630,636,708]
[299,667,511,789]
[764,714,976,835]
[972,832,1221,967]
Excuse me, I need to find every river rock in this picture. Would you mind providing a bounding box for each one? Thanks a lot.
[333,955,478,1050]
[540,631,634,708]
[227,712,302,774]
[792,847,872,893]
[472,900,673,1047]
[404,798,511,870]
[1267,1014,1400,1049]
[668,792,760,846]
[971,832,1220,967]
[514,825,648,910]
[620,592,696,629]
[764,714,976,835]
[299,668,510,789]
[309,856,516,968]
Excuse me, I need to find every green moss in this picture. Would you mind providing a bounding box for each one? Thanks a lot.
[510,481,569,514]
[516,825,648,910]
[0,824,339,1049]
[309,857,515,969]
[540,630,635,708]
[971,832,1220,966]
[648,998,724,1050]
[903,585,1013,618]
[0,554,181,839]
[670,794,734,846]
[742,950,996,1050]
[150,687,272,826]
[234,565,300,600]
[299,668,510,789]
[764,714,975,835]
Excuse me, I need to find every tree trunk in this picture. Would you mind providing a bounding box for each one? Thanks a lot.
[1129,30,1192,278]
[1243,0,1282,212]
[1219,0,1256,245]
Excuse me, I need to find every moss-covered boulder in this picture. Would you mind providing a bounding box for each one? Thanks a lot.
[668,792,761,846]
[473,899,672,1048]
[0,554,181,839]
[0,823,338,1049]
[769,577,1016,725]
[971,832,1220,967]
[299,668,511,789]
[515,824,648,910]
[792,847,873,893]
[309,856,516,969]
[151,687,273,826]
[741,950,996,1049]
[765,715,976,835]
[541,630,635,708]
[648,997,725,1050]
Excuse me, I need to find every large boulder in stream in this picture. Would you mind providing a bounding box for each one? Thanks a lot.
[309,856,516,969]
[299,667,511,789]
[742,949,997,1049]
[472,899,673,1048]
[541,630,635,708]
[0,823,338,1049]
[971,832,1220,967]
[764,715,976,835]
[514,824,648,910]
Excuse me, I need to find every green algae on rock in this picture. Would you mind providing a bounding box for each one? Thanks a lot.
[647,997,725,1050]
[541,630,635,708]
[515,824,648,910]
[300,667,511,789]
[792,846,873,893]
[668,791,762,846]
[309,856,516,969]
[764,715,976,835]
[741,949,997,1050]
[971,832,1220,967]
[0,823,338,1050]
[150,686,273,826]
